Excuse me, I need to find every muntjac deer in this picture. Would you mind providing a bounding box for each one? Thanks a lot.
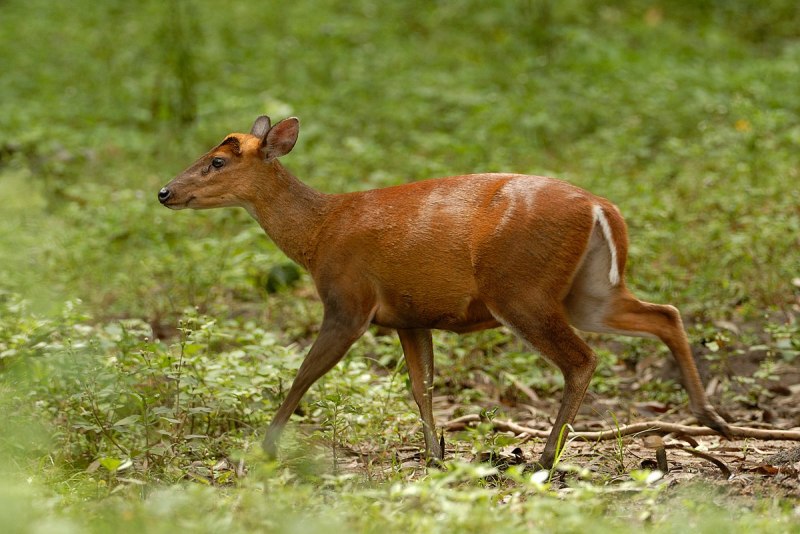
[159,116,730,468]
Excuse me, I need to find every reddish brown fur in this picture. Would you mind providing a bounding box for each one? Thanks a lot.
[160,116,730,467]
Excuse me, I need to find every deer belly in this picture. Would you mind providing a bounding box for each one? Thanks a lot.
[372,288,497,333]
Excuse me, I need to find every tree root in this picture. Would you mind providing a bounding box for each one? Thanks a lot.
[443,413,800,441]
[667,444,732,478]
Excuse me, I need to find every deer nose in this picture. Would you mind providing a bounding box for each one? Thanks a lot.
[158,188,172,203]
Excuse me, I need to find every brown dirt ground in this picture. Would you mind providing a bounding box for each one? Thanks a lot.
[332,329,800,497]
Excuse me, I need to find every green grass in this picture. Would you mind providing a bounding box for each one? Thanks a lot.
[1,0,799,532]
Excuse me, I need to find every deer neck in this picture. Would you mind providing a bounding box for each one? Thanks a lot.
[244,161,329,270]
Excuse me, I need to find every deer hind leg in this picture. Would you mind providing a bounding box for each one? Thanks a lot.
[563,240,730,437]
[398,328,443,461]
[489,298,597,469]
[601,291,730,435]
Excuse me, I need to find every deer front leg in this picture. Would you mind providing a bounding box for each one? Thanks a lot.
[398,328,443,462]
[263,307,374,457]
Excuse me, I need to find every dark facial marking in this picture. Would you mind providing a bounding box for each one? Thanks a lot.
[220,136,242,155]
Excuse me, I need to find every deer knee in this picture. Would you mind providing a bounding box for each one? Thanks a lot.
[579,350,598,375]
[661,304,683,325]
[560,347,597,383]
[653,304,687,337]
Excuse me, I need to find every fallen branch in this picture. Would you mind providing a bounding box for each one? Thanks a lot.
[666,444,732,478]
[443,413,800,441]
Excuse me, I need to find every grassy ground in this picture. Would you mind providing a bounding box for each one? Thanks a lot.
[1,0,799,532]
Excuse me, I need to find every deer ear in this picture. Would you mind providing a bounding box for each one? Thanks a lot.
[250,115,272,142]
[262,117,299,160]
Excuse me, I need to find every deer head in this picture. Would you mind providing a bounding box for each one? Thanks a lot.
[158,116,300,210]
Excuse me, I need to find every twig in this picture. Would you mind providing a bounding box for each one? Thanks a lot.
[666,444,732,478]
[443,413,800,441]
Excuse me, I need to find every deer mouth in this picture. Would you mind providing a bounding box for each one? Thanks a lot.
[162,195,195,210]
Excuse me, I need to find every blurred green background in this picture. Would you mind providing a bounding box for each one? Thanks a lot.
[1,0,799,532]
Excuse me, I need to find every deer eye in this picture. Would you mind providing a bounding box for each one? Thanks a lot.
[211,157,225,169]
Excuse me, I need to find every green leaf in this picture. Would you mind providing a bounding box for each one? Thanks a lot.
[113,415,141,427]
[265,262,302,293]
[99,457,122,472]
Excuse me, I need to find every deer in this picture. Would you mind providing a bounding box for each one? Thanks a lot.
[158,115,731,468]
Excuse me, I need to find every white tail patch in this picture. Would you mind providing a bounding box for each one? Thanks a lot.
[592,205,620,286]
